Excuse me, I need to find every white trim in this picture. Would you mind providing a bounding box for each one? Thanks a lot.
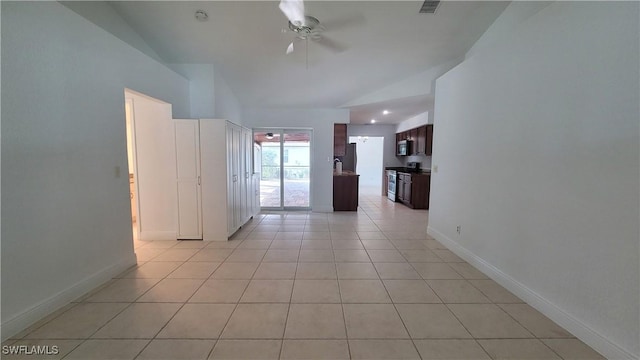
[139,231,176,241]
[124,97,141,242]
[427,226,637,360]
[1,254,137,342]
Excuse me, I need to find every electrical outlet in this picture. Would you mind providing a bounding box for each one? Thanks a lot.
[456,225,461,235]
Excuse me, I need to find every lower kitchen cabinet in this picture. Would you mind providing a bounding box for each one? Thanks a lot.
[397,172,430,209]
[333,173,359,211]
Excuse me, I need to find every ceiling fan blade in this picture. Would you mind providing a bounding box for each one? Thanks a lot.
[279,0,305,26]
[321,14,366,32]
[286,42,295,55]
[313,36,348,53]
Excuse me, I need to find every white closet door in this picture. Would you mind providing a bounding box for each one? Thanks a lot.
[239,129,247,224]
[226,123,242,235]
[241,128,252,223]
[174,120,202,239]
[232,126,242,231]
[226,125,235,234]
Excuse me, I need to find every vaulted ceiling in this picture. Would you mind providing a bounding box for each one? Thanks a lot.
[105,1,508,123]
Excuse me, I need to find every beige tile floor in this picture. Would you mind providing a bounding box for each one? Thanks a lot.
[4,192,606,359]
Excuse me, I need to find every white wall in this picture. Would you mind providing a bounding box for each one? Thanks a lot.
[244,108,350,212]
[349,136,384,189]
[168,64,243,124]
[60,1,165,65]
[170,64,216,119]
[341,58,463,108]
[396,111,430,133]
[126,91,177,240]
[214,68,244,124]
[430,2,639,358]
[1,2,190,340]
[347,125,403,170]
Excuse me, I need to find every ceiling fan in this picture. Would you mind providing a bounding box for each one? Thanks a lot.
[278,0,359,62]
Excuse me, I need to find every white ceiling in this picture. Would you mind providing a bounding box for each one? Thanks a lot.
[349,94,433,125]
[108,1,507,118]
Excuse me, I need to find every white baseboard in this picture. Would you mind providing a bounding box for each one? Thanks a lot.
[139,231,176,241]
[1,253,137,342]
[312,206,333,213]
[427,226,637,360]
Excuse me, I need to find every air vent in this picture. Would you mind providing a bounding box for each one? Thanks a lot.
[419,0,440,13]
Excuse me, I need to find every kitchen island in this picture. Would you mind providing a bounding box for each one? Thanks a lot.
[333,170,359,211]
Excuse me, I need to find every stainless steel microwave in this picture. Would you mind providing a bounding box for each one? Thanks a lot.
[397,140,412,156]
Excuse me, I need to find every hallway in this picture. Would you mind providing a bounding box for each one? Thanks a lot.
[3,194,603,359]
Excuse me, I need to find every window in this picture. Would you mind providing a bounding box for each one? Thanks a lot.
[283,149,289,164]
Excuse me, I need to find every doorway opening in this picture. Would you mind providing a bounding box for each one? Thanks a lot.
[254,129,312,210]
[124,97,139,241]
[123,89,175,242]
[349,136,384,196]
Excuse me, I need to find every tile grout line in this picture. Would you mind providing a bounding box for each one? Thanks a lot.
[130,244,223,359]
[276,237,301,360]
[208,223,266,359]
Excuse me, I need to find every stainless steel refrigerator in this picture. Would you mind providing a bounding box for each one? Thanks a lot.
[342,143,357,172]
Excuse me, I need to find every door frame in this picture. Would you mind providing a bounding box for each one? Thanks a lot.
[254,128,313,211]
[124,97,141,241]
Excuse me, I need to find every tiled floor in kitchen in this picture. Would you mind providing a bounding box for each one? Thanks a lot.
[3,191,605,359]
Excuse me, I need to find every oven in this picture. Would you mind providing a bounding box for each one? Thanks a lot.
[387,170,397,201]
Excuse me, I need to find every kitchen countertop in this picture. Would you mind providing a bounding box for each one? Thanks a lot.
[385,167,431,174]
[334,170,359,176]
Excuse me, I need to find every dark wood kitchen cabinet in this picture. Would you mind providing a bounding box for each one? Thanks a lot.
[334,124,347,156]
[397,172,430,209]
[416,126,427,155]
[409,128,419,155]
[408,124,433,156]
[396,124,433,156]
[397,173,405,202]
[333,172,359,211]
[425,124,433,156]
[409,128,418,141]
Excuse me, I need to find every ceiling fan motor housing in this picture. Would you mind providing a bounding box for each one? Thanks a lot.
[288,15,322,38]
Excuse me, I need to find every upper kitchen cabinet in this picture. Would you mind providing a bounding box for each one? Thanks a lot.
[417,125,433,156]
[398,124,433,156]
[409,128,419,155]
[416,126,426,155]
[409,128,418,141]
[334,124,347,156]
[425,124,433,156]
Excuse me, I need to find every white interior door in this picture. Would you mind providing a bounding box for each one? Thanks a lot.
[240,128,248,224]
[174,119,202,239]
[242,128,253,222]
[226,123,242,234]
[232,126,242,230]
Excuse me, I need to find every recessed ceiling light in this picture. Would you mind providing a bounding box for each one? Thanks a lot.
[195,10,209,22]
[371,119,376,123]
[382,110,390,115]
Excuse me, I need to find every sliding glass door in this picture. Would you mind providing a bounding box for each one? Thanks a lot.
[254,129,311,210]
